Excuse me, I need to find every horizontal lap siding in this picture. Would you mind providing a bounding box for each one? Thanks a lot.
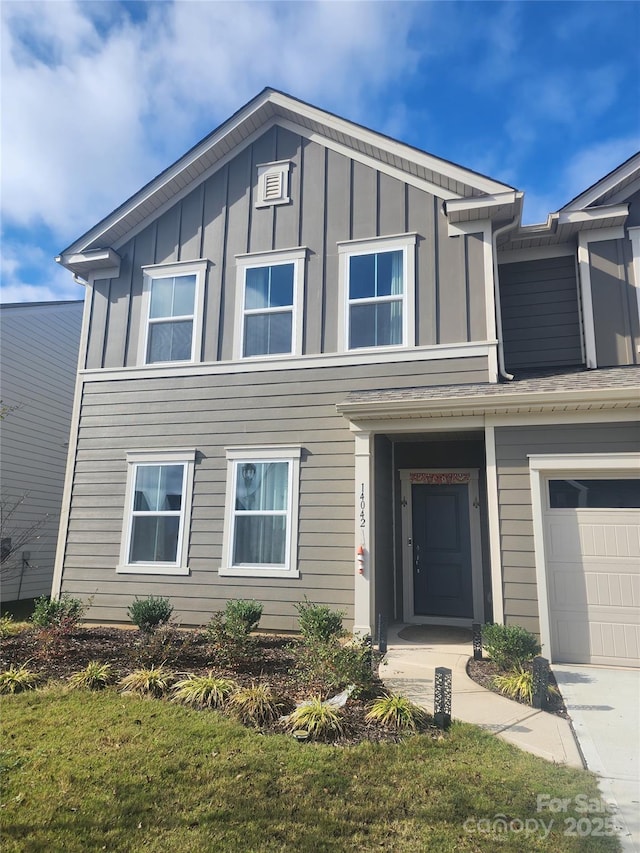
[495,423,640,635]
[61,357,487,628]
[499,256,583,370]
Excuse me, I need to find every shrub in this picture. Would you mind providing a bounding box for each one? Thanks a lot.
[365,693,428,732]
[224,600,263,633]
[481,623,541,670]
[492,667,560,705]
[127,596,173,634]
[227,683,284,727]
[172,672,236,709]
[31,595,85,630]
[68,661,114,690]
[131,625,195,667]
[285,697,344,741]
[0,664,40,694]
[207,610,258,669]
[119,665,175,697]
[0,615,30,639]
[295,635,375,697]
[294,597,344,642]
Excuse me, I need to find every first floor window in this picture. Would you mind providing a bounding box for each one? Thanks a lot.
[221,446,301,578]
[338,234,416,351]
[118,449,196,575]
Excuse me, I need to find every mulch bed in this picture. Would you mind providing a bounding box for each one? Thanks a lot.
[0,626,429,744]
[466,657,569,718]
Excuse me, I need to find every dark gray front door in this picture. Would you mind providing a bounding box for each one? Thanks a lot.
[412,483,474,618]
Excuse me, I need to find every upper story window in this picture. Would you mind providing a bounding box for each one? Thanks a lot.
[234,248,306,360]
[255,161,291,208]
[337,234,416,351]
[118,449,196,575]
[140,260,208,365]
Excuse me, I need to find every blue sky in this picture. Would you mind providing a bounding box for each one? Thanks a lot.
[1,0,639,303]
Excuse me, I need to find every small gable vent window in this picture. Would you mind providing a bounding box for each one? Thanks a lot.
[256,161,291,208]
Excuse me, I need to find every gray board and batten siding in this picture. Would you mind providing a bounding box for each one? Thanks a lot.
[494,422,640,635]
[498,256,583,371]
[85,125,489,370]
[589,238,640,368]
[59,358,489,629]
[0,301,83,602]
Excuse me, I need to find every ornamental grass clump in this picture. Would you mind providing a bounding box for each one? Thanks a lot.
[365,693,428,732]
[0,664,40,694]
[284,697,344,742]
[68,661,114,691]
[172,672,236,709]
[492,667,560,705]
[119,665,175,697]
[227,683,284,727]
[481,623,541,670]
[0,615,30,638]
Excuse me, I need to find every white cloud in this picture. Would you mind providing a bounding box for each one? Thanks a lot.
[0,240,82,303]
[561,137,640,206]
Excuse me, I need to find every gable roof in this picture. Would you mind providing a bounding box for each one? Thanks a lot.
[58,87,515,265]
[560,151,640,211]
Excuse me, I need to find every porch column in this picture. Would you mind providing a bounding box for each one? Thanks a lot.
[353,430,373,636]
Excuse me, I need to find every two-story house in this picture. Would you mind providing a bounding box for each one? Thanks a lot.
[53,89,640,667]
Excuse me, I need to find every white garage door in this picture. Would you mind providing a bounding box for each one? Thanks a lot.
[544,477,640,667]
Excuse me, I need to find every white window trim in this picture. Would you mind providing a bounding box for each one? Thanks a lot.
[118,449,196,575]
[139,260,209,366]
[220,445,302,578]
[529,452,640,661]
[337,233,417,353]
[234,248,307,361]
[255,160,291,208]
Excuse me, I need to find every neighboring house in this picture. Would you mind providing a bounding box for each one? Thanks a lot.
[0,300,83,602]
[53,89,640,667]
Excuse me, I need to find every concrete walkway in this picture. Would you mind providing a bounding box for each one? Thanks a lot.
[382,624,583,767]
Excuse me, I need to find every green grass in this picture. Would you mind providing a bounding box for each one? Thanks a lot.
[0,688,619,852]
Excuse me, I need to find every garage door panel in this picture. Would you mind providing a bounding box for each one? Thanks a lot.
[544,503,640,667]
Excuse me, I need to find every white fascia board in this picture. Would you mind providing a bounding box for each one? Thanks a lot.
[528,452,640,472]
[444,191,523,223]
[336,386,640,420]
[268,91,514,197]
[557,204,629,226]
[56,248,121,278]
[560,153,640,212]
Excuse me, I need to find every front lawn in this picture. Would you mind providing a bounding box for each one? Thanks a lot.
[1,688,620,852]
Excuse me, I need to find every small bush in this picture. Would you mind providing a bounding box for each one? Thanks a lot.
[207,611,258,669]
[0,615,30,638]
[492,667,560,705]
[285,697,344,741]
[0,664,40,694]
[127,596,173,634]
[228,683,284,727]
[31,595,85,630]
[482,623,541,670]
[224,600,263,633]
[119,665,175,697]
[173,672,236,709]
[68,661,113,690]
[131,625,195,667]
[366,693,428,732]
[295,635,375,697]
[295,598,344,642]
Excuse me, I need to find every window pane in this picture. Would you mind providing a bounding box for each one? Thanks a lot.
[172,275,196,316]
[549,479,640,509]
[130,516,180,562]
[350,300,402,348]
[244,312,292,356]
[376,250,403,297]
[349,254,376,300]
[233,515,286,565]
[134,465,183,511]
[147,320,193,362]
[245,267,270,310]
[269,264,294,307]
[149,279,173,318]
[235,461,288,511]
